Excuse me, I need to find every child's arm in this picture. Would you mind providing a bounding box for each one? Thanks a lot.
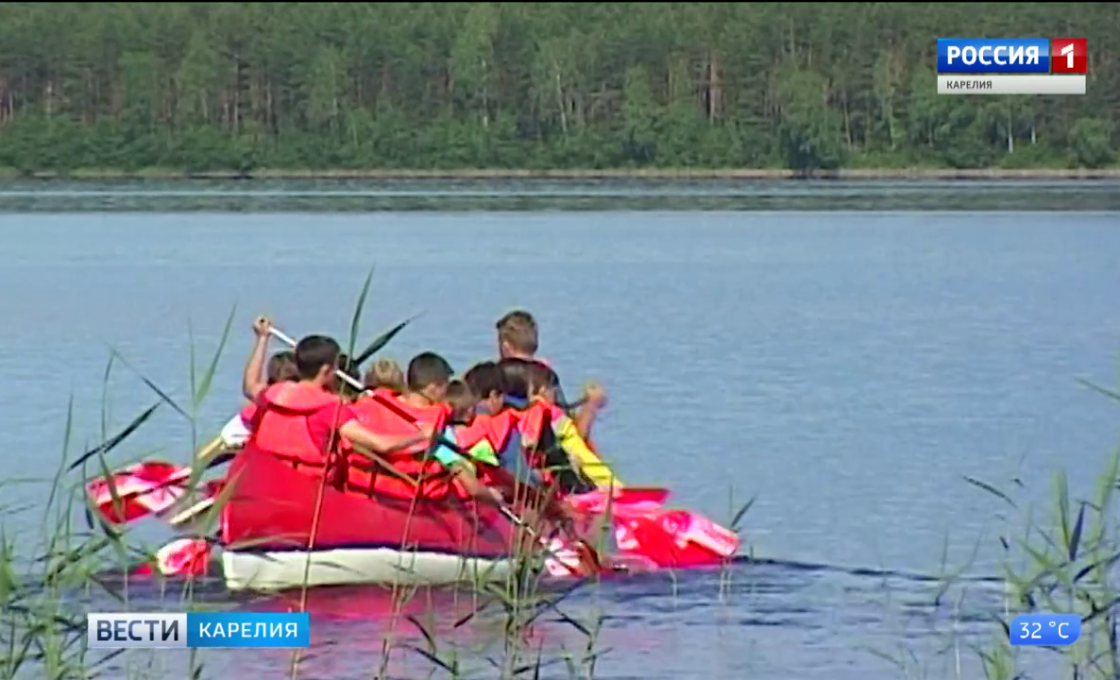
[555,414,619,489]
[339,420,432,454]
[242,318,271,401]
[572,382,607,442]
[434,430,503,505]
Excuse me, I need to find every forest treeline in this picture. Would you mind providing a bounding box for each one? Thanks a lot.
[0,2,1116,175]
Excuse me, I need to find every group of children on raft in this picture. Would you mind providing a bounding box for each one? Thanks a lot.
[219,309,616,522]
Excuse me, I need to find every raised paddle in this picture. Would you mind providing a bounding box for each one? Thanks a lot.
[159,326,419,528]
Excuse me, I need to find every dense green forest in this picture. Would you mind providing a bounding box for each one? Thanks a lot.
[0,2,1116,175]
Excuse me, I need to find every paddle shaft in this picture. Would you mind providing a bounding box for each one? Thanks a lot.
[168,326,393,528]
[268,327,369,395]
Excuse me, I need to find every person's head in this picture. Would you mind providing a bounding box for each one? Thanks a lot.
[364,357,405,393]
[524,361,558,404]
[266,351,299,385]
[497,358,533,401]
[445,380,477,426]
[495,309,538,360]
[295,335,342,387]
[406,351,454,402]
[463,360,505,414]
[335,353,362,402]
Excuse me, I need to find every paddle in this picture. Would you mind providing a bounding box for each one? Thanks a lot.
[103,324,412,528]
[86,436,232,525]
[268,327,376,395]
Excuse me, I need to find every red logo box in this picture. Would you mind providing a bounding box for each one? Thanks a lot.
[1051,38,1087,74]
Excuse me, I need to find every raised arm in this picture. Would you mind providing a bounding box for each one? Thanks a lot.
[242,317,272,402]
[573,381,607,441]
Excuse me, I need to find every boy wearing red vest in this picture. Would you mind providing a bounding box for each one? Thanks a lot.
[241,317,432,478]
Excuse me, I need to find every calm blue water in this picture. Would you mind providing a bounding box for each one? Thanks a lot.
[1,181,1118,679]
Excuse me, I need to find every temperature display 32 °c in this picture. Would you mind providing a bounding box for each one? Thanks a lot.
[1009,613,1081,647]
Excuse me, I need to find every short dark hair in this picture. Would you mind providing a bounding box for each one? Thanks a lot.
[295,335,341,380]
[496,309,539,354]
[497,358,533,399]
[524,361,557,396]
[445,380,476,424]
[498,358,557,399]
[266,351,298,384]
[407,351,454,392]
[463,361,505,399]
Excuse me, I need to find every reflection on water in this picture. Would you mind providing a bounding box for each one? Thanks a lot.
[87,557,1020,680]
[0,178,1118,211]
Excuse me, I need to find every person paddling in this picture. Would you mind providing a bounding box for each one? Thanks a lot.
[522,361,619,492]
[220,350,298,448]
[495,310,607,440]
[241,317,434,482]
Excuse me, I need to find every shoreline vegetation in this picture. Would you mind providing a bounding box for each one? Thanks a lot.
[1,5,1117,180]
[3,167,1120,181]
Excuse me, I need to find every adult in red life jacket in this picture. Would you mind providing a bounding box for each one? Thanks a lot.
[494,309,607,441]
[241,317,434,481]
[345,351,503,506]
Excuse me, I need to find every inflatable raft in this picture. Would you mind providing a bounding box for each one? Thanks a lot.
[218,446,554,592]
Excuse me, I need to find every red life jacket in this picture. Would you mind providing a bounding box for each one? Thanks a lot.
[451,416,490,451]
[518,400,593,492]
[248,382,346,480]
[516,401,550,452]
[345,395,458,500]
[239,402,258,428]
[452,409,513,450]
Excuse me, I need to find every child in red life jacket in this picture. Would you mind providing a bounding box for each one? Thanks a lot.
[242,318,434,480]
[344,352,503,506]
[363,358,406,394]
[221,350,298,448]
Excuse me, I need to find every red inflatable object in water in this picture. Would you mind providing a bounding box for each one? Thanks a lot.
[220,445,521,557]
[87,461,194,524]
[131,537,212,579]
[616,509,739,568]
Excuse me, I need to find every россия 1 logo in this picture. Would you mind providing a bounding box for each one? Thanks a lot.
[936,38,1086,96]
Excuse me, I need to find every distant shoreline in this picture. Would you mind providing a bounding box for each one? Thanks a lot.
[1,166,1119,181]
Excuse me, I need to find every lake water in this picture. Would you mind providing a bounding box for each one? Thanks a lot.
[1,180,1119,679]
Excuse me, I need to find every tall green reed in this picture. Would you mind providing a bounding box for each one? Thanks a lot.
[870,373,1120,680]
